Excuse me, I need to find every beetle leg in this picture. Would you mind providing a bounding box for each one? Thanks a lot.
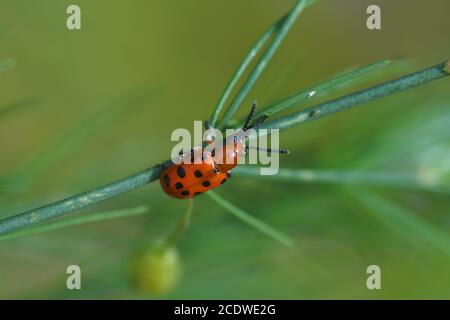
[204,120,216,143]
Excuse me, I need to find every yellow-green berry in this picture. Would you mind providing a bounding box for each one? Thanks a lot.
[130,245,181,295]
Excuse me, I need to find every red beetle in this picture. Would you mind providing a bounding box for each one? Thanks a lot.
[160,102,288,199]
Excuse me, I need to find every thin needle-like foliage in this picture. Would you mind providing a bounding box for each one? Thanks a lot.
[208,15,286,127]
[348,188,450,257]
[0,0,448,240]
[0,60,447,236]
[217,0,312,129]
[0,164,166,234]
[239,59,391,124]
[232,166,437,191]
[206,191,293,247]
[260,61,449,131]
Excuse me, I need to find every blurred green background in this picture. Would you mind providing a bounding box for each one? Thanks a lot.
[1,0,449,299]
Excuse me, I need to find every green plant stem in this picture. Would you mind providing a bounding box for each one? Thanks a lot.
[239,59,391,125]
[233,167,434,190]
[218,0,311,129]
[0,161,170,235]
[0,206,149,241]
[206,191,292,247]
[261,61,450,131]
[164,199,194,248]
[209,15,286,127]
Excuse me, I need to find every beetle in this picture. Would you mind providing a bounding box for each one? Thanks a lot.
[159,102,289,199]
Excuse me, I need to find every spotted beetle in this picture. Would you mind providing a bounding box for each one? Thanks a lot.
[159,102,289,199]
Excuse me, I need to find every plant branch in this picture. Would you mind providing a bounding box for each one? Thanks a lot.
[260,60,450,131]
[0,161,170,235]
[0,206,149,241]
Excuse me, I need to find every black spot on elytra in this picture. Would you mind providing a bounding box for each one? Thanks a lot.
[181,190,189,196]
[163,174,170,187]
[175,182,183,190]
[202,180,211,187]
[194,170,203,178]
[194,192,202,197]
[176,166,186,178]
[221,178,227,185]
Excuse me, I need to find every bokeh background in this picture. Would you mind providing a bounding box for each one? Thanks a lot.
[1,0,449,299]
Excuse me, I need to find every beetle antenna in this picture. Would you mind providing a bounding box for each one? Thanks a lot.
[245,145,290,154]
[246,114,269,131]
[243,101,257,131]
